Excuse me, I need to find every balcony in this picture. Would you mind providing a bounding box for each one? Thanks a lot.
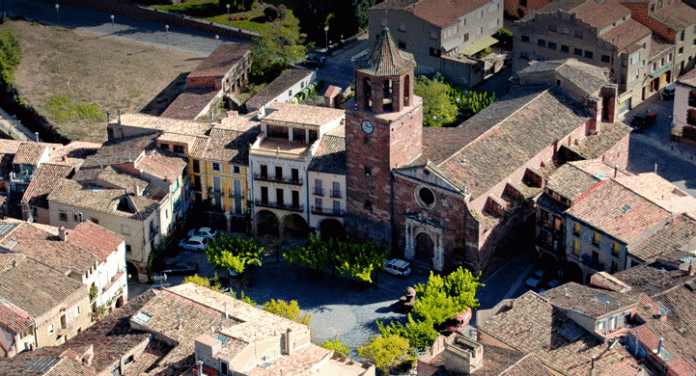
[255,200,303,212]
[580,254,605,272]
[208,188,224,196]
[311,206,344,217]
[330,191,342,199]
[254,174,303,186]
[228,191,244,199]
[313,188,324,197]
[10,171,33,183]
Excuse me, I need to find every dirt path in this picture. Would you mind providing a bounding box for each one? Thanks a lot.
[3,19,204,143]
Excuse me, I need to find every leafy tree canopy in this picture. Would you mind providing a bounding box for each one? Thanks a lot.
[0,29,22,84]
[317,336,351,356]
[413,267,482,325]
[377,314,439,351]
[250,11,306,81]
[263,299,311,326]
[357,334,414,373]
[183,274,220,291]
[415,75,459,127]
[205,234,263,274]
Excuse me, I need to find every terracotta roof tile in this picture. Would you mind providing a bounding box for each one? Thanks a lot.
[650,1,696,31]
[116,113,214,136]
[599,19,651,49]
[137,149,188,183]
[614,173,696,214]
[187,42,250,82]
[201,125,259,164]
[372,0,493,28]
[308,133,345,174]
[69,221,124,262]
[246,68,315,110]
[13,143,50,166]
[571,121,632,159]
[45,141,101,168]
[263,102,345,128]
[479,292,644,376]
[614,264,692,298]
[541,281,637,318]
[353,28,416,76]
[567,179,672,244]
[678,68,696,88]
[0,254,85,318]
[21,164,74,208]
[0,295,33,334]
[160,87,220,120]
[630,213,696,264]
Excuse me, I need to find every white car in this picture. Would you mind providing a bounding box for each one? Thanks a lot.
[178,236,208,252]
[187,227,218,239]
[383,259,412,277]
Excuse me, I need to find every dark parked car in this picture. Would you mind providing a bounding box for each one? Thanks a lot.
[303,54,326,67]
[161,261,199,276]
[630,110,657,133]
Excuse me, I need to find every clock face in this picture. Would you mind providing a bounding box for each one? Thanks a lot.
[361,120,374,135]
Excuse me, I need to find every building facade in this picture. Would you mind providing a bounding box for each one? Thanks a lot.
[672,68,696,142]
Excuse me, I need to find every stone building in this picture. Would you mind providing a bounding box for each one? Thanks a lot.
[369,0,503,87]
[672,68,696,142]
[342,29,631,275]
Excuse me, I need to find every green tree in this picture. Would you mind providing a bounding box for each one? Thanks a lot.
[357,334,414,373]
[377,315,439,351]
[0,29,22,84]
[414,75,458,127]
[450,89,495,119]
[250,12,307,82]
[263,299,311,325]
[205,234,263,275]
[183,274,221,291]
[413,267,482,325]
[284,235,332,273]
[318,336,351,355]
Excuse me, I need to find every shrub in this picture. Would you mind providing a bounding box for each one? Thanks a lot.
[318,336,351,356]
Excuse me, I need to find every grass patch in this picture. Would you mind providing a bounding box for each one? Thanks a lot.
[44,94,105,125]
[151,1,274,34]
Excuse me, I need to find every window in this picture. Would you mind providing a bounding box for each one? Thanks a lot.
[276,188,284,206]
[212,162,220,172]
[658,0,663,8]
[561,45,569,53]
[561,28,570,35]
[592,250,599,261]
[91,217,99,224]
[574,48,583,56]
[687,109,696,126]
[275,166,283,181]
[315,179,323,195]
[574,223,580,235]
[519,0,527,5]
[429,47,441,57]
[521,35,530,43]
[689,90,696,107]
[584,50,593,59]
[477,26,483,35]
[333,200,341,214]
[538,39,546,47]
[629,52,640,65]
[597,321,604,330]
[59,211,68,221]
[680,30,685,42]
[612,242,620,256]
[548,25,557,32]
[75,306,80,316]
[573,240,579,254]
[611,260,618,273]
[291,168,299,183]
[364,200,372,211]
[60,315,67,329]
[430,31,438,40]
[365,166,371,177]
[574,30,583,39]
[592,232,600,246]
[548,42,557,50]
[554,217,562,231]
[478,9,483,18]
[332,182,341,198]
[602,55,611,63]
[464,33,469,42]
[192,160,200,173]
[233,166,240,174]
[315,198,322,212]
[160,143,169,150]
[520,51,530,60]
[126,245,132,254]
[173,144,184,154]
[48,324,54,333]
[679,46,684,55]
[650,4,655,11]
[398,41,406,49]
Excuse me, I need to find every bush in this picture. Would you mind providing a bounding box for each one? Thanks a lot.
[318,336,351,356]
[263,299,311,325]
[357,334,414,373]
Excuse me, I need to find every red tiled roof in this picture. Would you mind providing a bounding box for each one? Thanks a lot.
[599,19,651,49]
[372,0,493,28]
[569,0,630,30]
[353,28,416,76]
[20,164,73,208]
[0,297,33,333]
[69,221,124,262]
[187,43,250,81]
[567,179,672,244]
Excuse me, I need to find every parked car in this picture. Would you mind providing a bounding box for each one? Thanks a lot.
[546,279,562,289]
[187,227,218,239]
[533,269,548,279]
[630,110,658,133]
[303,54,326,67]
[161,261,199,276]
[178,236,208,252]
[526,277,543,289]
[661,84,675,100]
[383,259,412,277]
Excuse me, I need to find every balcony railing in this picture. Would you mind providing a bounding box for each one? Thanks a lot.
[314,188,324,196]
[330,191,342,198]
[10,171,33,183]
[311,206,345,217]
[228,191,244,199]
[254,174,303,186]
[255,200,304,212]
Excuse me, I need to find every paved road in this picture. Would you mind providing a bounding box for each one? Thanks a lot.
[5,0,241,56]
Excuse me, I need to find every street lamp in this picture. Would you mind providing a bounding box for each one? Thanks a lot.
[324,26,329,51]
[110,15,115,38]
[226,4,230,25]
[55,4,60,27]
[165,24,169,49]
[215,34,220,47]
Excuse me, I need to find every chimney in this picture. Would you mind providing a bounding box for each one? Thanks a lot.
[591,355,595,370]
[34,132,39,143]
[59,226,68,241]
[197,360,203,376]
[135,184,140,196]
[613,165,618,178]
[656,336,664,356]
[689,261,695,276]
[62,155,67,162]
[286,328,293,355]
[117,109,122,126]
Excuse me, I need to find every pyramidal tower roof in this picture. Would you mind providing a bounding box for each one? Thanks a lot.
[352,28,416,76]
